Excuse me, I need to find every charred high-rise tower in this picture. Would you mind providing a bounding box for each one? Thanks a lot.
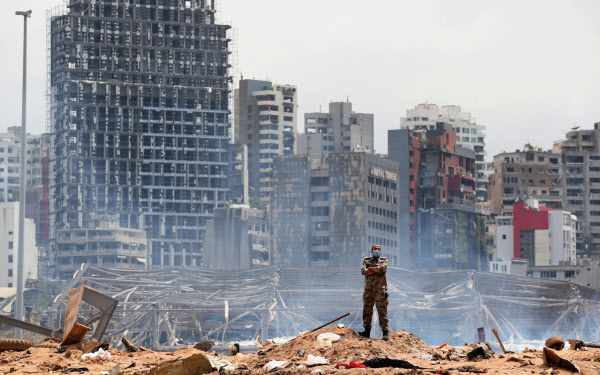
[49,0,231,271]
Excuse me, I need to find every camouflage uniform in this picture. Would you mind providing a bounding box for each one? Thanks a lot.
[361,256,389,331]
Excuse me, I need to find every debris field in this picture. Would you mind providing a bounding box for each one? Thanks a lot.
[2,326,600,374]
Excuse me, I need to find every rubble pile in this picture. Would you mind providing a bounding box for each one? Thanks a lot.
[2,329,600,374]
[237,327,431,368]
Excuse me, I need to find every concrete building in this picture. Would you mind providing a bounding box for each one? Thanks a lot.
[389,123,486,269]
[401,104,488,201]
[0,128,50,248]
[490,199,577,275]
[234,79,297,202]
[489,145,562,215]
[49,0,232,269]
[298,102,374,157]
[56,218,147,278]
[203,204,270,270]
[271,153,400,267]
[0,202,39,288]
[0,127,43,204]
[559,122,600,256]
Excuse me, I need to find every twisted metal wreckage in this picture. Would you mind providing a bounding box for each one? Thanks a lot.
[28,265,600,350]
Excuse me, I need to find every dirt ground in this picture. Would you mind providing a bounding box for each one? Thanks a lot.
[1,328,599,374]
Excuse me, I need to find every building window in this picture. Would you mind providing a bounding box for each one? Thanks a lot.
[312,221,329,231]
[564,271,575,278]
[310,177,329,186]
[502,235,506,240]
[540,271,556,278]
[311,236,330,246]
[8,255,12,263]
[311,251,329,261]
[8,241,13,250]
[8,269,13,277]
[310,207,329,216]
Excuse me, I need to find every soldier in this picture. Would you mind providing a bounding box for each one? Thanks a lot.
[359,244,389,340]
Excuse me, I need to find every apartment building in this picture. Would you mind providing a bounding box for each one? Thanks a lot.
[271,153,400,267]
[401,104,488,201]
[559,122,600,255]
[234,79,297,202]
[491,199,577,275]
[489,145,563,215]
[49,0,232,269]
[0,127,43,203]
[298,101,374,157]
[389,123,486,269]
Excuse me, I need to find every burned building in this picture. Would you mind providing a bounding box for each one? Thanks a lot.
[558,122,600,256]
[271,152,401,267]
[56,218,148,278]
[489,145,563,215]
[389,123,486,269]
[49,0,231,270]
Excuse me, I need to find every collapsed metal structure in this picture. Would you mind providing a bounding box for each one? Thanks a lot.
[47,266,600,350]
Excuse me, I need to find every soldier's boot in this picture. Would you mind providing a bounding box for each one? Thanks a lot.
[358,329,371,339]
[382,331,389,341]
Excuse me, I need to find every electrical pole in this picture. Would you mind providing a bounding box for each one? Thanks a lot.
[15,9,32,340]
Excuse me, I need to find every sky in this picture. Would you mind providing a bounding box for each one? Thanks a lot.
[0,0,599,160]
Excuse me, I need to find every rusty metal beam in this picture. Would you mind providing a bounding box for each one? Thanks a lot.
[0,314,57,337]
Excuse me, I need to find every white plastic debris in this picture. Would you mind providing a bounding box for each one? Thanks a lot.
[304,354,329,366]
[317,332,340,343]
[81,348,111,361]
[311,370,325,374]
[263,360,292,371]
[337,323,345,328]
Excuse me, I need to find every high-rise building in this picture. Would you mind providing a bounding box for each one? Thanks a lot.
[388,123,486,269]
[49,0,231,269]
[297,102,374,158]
[401,104,488,201]
[0,127,43,204]
[489,145,563,215]
[0,127,48,246]
[559,122,600,256]
[271,153,401,267]
[234,79,297,202]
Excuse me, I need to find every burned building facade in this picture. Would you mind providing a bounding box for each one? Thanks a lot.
[558,123,600,256]
[489,145,563,215]
[56,218,148,277]
[49,0,231,270]
[389,123,486,269]
[271,153,401,267]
